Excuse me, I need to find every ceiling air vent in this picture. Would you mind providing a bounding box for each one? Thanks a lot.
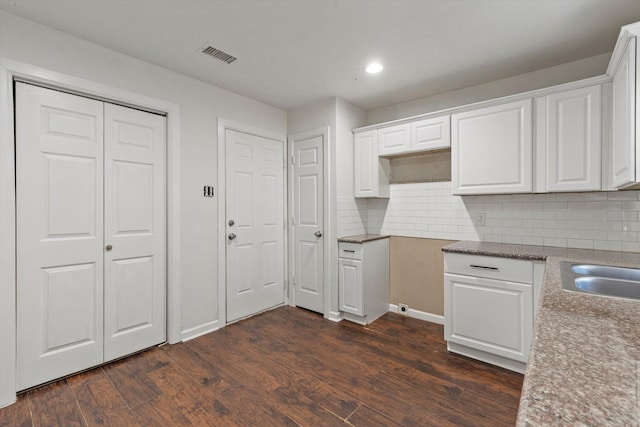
[201,45,237,64]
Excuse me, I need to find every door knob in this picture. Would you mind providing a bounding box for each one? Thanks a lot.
[314,231,322,238]
[228,233,237,241]
[105,244,113,251]
[228,219,235,226]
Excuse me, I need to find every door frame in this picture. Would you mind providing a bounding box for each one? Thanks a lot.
[217,119,287,327]
[287,127,330,317]
[0,58,182,408]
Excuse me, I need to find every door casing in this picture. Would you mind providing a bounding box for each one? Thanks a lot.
[0,58,181,408]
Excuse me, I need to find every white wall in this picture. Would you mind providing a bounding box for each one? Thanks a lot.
[0,10,287,335]
[365,53,611,125]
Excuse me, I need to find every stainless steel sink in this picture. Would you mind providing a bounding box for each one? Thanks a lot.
[559,262,640,301]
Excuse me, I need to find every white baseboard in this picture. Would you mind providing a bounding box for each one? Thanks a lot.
[447,342,526,374]
[327,310,343,322]
[389,304,444,325]
[181,320,220,342]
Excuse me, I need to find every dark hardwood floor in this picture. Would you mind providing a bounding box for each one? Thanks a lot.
[0,307,523,426]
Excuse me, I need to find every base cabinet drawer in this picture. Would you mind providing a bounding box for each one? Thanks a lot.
[444,273,533,362]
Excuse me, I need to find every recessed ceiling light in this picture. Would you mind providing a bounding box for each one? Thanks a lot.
[365,62,384,74]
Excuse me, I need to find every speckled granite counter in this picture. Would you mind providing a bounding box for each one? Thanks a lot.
[442,241,640,426]
[337,234,390,243]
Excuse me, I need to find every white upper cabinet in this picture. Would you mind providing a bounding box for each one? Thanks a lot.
[411,116,451,152]
[536,85,602,192]
[377,116,451,156]
[378,123,410,156]
[452,99,533,195]
[610,37,637,188]
[354,130,390,198]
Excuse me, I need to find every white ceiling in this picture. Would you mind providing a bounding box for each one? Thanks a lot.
[2,0,640,112]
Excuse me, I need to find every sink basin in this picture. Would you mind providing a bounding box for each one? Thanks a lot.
[559,262,640,301]
[571,264,640,282]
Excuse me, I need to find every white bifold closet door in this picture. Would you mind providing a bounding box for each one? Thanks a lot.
[16,83,166,391]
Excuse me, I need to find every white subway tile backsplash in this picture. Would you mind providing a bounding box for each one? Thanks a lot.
[337,181,640,253]
[567,239,594,250]
[544,237,568,247]
[622,241,640,252]
[522,236,544,246]
[594,240,623,251]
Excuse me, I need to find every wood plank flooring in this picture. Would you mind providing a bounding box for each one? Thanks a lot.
[0,307,523,426]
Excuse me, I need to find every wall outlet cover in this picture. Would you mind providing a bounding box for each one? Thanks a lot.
[398,303,409,315]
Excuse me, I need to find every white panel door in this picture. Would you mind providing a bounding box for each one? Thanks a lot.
[611,38,637,188]
[292,135,324,313]
[452,99,533,195]
[226,129,284,322]
[16,83,105,390]
[546,85,602,192]
[104,104,166,362]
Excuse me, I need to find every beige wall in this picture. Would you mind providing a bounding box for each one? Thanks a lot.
[389,237,455,316]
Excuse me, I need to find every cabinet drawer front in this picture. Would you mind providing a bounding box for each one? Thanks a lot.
[338,242,363,260]
[445,253,533,283]
[444,274,533,362]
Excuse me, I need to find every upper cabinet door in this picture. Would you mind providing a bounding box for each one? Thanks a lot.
[378,123,410,156]
[452,99,533,195]
[411,116,451,151]
[611,37,637,188]
[545,85,602,192]
[354,130,390,198]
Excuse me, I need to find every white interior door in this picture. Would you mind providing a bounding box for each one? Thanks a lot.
[104,104,166,362]
[16,83,105,390]
[16,83,167,390]
[226,129,284,322]
[291,134,324,313]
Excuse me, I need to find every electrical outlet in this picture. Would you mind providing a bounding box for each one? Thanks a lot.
[398,303,409,315]
[472,212,486,226]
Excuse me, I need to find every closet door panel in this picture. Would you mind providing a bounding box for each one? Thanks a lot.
[16,83,105,391]
[104,104,166,362]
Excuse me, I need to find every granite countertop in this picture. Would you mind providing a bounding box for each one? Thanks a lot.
[443,241,640,426]
[337,234,390,243]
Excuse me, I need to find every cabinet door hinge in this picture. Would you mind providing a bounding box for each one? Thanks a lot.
[291,155,295,165]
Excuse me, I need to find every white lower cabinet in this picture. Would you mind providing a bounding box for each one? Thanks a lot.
[444,252,541,373]
[338,238,389,324]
